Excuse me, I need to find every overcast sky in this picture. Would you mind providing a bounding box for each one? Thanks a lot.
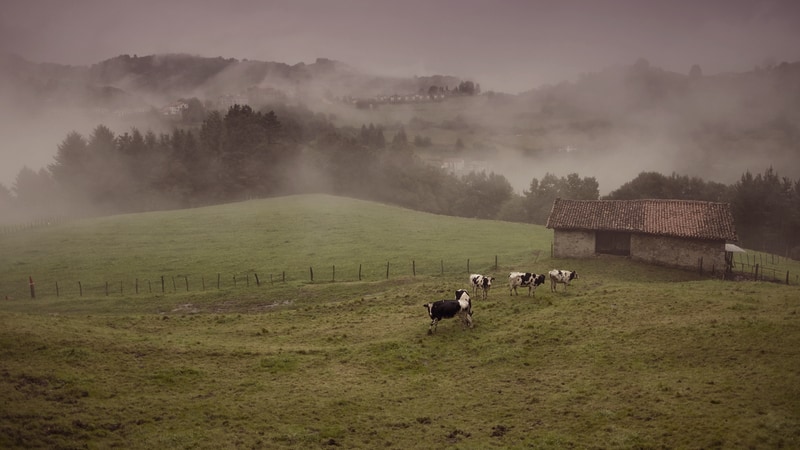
[3,0,800,93]
[1,0,800,189]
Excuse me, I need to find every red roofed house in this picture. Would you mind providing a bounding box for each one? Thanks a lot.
[545,198,739,272]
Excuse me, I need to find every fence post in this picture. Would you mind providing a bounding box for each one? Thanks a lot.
[282,271,285,283]
[754,264,759,281]
[441,260,444,276]
[495,255,498,270]
[136,278,139,294]
[79,281,83,296]
[786,271,790,285]
[358,264,362,281]
[217,273,221,289]
[184,276,189,292]
[413,260,416,277]
[161,276,165,293]
[29,276,35,299]
[55,282,59,297]
[332,265,335,282]
[172,276,176,292]
[310,267,314,282]
[202,276,205,290]
[255,273,260,286]
[386,261,390,279]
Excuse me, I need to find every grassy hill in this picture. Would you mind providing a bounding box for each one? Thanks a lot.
[1,194,799,448]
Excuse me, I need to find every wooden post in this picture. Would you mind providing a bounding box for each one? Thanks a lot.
[79,281,83,297]
[310,267,314,282]
[233,275,237,287]
[184,276,189,292]
[358,264,362,281]
[161,276,165,293]
[441,260,444,275]
[255,273,260,286]
[148,280,152,293]
[217,273,221,289]
[29,276,35,299]
[413,260,416,277]
[332,265,335,282]
[202,276,205,291]
[495,255,498,270]
[270,274,274,285]
[787,271,790,285]
[135,278,139,294]
[105,281,109,296]
[282,271,285,283]
[754,264,759,281]
[386,261,390,279]
[172,276,176,292]
[55,281,59,297]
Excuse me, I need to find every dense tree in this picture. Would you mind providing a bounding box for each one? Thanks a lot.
[454,171,513,219]
[12,167,57,216]
[48,131,90,201]
[391,126,408,150]
[524,173,598,224]
[605,172,729,202]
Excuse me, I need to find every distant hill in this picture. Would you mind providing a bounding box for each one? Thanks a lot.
[0,52,464,111]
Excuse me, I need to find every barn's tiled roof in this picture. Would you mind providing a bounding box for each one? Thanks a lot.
[546,198,738,241]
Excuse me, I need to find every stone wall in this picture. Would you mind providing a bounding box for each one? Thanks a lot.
[553,229,726,272]
[631,234,726,271]
[553,230,595,258]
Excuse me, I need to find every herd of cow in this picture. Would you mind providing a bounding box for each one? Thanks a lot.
[422,269,579,334]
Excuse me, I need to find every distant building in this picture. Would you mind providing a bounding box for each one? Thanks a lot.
[546,198,738,272]
[161,101,188,116]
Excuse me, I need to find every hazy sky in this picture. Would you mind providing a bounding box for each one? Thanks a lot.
[1,0,799,189]
[3,0,799,93]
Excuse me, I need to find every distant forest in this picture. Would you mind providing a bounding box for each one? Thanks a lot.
[1,103,799,259]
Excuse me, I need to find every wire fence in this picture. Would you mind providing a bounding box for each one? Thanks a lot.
[723,252,798,285]
[4,256,509,300]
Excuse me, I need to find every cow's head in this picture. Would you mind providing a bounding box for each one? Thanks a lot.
[455,289,470,301]
[569,271,578,281]
[534,274,546,286]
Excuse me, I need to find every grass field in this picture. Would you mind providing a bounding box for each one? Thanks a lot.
[1,194,799,449]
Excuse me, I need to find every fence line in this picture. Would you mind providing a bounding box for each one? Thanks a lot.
[6,255,511,300]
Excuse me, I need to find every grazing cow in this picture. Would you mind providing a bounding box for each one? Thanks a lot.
[508,271,547,296]
[469,274,494,299]
[423,292,473,334]
[549,269,578,292]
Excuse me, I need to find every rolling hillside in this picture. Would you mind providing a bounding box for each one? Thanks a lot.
[1,194,799,448]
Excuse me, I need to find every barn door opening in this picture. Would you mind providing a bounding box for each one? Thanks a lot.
[596,231,631,256]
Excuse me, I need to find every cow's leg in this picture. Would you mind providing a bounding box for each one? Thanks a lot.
[429,318,438,334]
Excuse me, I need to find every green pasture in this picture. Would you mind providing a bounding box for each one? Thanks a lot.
[1,194,799,449]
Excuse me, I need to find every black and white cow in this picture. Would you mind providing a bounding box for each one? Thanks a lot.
[549,269,578,292]
[508,271,547,296]
[423,291,473,334]
[469,274,494,299]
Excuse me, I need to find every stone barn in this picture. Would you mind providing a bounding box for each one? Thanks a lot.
[545,198,738,272]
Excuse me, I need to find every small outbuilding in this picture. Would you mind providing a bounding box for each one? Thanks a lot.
[545,198,739,272]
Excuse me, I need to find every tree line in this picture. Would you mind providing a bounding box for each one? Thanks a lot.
[1,104,798,259]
